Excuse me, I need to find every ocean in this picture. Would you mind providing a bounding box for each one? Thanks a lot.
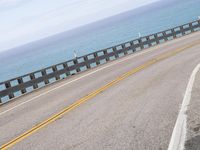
[0,0,200,83]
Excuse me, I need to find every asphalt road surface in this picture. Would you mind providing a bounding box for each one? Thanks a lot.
[0,32,200,150]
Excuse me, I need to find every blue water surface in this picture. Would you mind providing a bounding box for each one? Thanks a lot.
[0,0,200,82]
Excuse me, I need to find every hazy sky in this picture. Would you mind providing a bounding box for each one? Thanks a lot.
[0,0,159,52]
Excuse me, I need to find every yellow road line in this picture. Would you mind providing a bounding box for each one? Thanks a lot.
[1,40,200,150]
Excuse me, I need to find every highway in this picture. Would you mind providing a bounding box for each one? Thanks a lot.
[0,31,200,150]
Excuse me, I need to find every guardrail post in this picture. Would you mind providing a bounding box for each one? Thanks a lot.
[17,78,26,94]
[30,74,38,89]
[198,21,200,30]
[73,59,81,73]
[103,50,110,61]
[94,53,100,65]
[84,56,91,69]
[41,70,49,85]
[189,23,194,32]
[162,32,168,41]
[63,63,70,76]
[138,39,144,49]
[5,82,14,99]
[113,47,119,58]
[171,29,176,39]
[180,26,185,35]
[52,66,60,80]
[154,34,159,44]
[122,44,127,55]
[146,36,152,47]
[130,41,136,52]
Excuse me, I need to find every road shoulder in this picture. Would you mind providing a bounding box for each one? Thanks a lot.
[185,70,200,150]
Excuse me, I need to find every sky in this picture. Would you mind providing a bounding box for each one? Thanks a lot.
[0,0,159,52]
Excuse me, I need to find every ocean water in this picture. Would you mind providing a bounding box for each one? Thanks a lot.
[0,0,200,82]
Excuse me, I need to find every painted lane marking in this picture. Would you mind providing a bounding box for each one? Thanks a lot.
[1,41,200,149]
[168,63,200,150]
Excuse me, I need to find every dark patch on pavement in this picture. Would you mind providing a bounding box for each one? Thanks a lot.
[193,126,200,132]
[185,135,200,150]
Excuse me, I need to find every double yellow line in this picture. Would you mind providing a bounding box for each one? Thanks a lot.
[1,40,200,150]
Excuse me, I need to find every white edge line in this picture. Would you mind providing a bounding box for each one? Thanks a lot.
[168,63,200,150]
[0,47,156,116]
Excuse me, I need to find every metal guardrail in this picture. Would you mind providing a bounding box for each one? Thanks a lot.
[0,19,200,104]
